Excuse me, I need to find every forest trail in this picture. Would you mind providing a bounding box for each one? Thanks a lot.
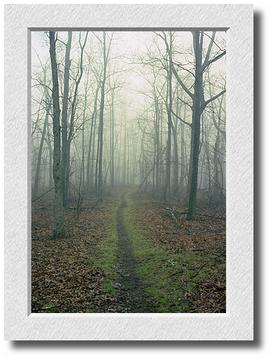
[32,30,226,313]
[32,188,226,313]
[116,192,155,312]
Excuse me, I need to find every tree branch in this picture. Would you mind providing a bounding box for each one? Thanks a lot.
[203,89,226,110]
[172,61,195,77]
[171,109,192,128]
[177,96,192,109]
[203,50,226,71]
[203,31,216,68]
[171,63,194,99]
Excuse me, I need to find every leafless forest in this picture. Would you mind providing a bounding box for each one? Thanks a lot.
[32,31,226,313]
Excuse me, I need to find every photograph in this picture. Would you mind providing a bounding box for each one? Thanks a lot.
[31,30,226,314]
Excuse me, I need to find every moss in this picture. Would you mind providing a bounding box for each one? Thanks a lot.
[123,192,214,313]
[86,191,219,312]
[88,204,119,296]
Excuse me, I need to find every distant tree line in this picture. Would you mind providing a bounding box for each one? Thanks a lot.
[32,30,226,237]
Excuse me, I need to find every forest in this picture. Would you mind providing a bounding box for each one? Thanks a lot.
[32,30,226,313]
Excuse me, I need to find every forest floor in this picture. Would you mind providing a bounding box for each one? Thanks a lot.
[32,187,226,313]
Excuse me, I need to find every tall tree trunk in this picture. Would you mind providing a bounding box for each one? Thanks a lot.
[187,31,203,219]
[154,95,160,193]
[163,33,173,202]
[172,94,179,197]
[45,116,53,188]
[61,31,72,208]
[86,84,99,192]
[90,109,98,191]
[159,103,164,193]
[168,31,225,217]
[33,106,50,198]
[97,32,108,201]
[180,103,187,189]
[81,91,87,192]
[65,32,88,206]
[123,122,127,185]
[110,89,115,187]
[204,123,212,201]
[49,31,64,238]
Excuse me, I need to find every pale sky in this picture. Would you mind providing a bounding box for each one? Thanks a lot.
[31,30,226,121]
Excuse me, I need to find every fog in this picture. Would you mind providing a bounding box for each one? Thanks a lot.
[31,30,226,223]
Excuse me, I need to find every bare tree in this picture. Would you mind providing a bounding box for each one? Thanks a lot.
[64,32,88,206]
[96,32,113,201]
[49,31,64,238]
[171,31,226,218]
[61,31,72,207]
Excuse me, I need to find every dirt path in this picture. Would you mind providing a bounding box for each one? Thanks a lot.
[116,192,155,312]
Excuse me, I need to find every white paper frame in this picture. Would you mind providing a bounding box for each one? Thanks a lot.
[4,4,253,341]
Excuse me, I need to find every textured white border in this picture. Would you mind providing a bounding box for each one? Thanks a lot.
[4,4,253,341]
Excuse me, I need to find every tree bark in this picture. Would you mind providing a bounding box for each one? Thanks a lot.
[187,31,203,219]
[61,31,72,208]
[33,106,50,198]
[64,32,88,206]
[49,31,64,238]
[163,32,173,202]
[86,84,99,192]
[110,89,115,187]
[97,32,108,201]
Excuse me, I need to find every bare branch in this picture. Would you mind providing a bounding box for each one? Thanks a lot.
[203,50,226,71]
[203,89,226,109]
[177,96,192,109]
[171,64,194,99]
[203,31,216,68]
[171,109,192,128]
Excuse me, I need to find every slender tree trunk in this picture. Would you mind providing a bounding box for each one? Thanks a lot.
[123,122,127,185]
[90,110,98,191]
[172,96,179,197]
[61,31,72,208]
[110,89,115,187]
[86,84,99,192]
[205,127,212,201]
[33,107,50,198]
[49,31,64,238]
[127,134,130,184]
[154,95,160,193]
[187,31,203,219]
[180,103,187,189]
[97,32,107,201]
[162,32,173,202]
[81,92,87,192]
[159,103,164,193]
[65,32,88,206]
[45,116,53,188]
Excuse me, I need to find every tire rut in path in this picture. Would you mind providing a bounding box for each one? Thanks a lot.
[116,192,155,312]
